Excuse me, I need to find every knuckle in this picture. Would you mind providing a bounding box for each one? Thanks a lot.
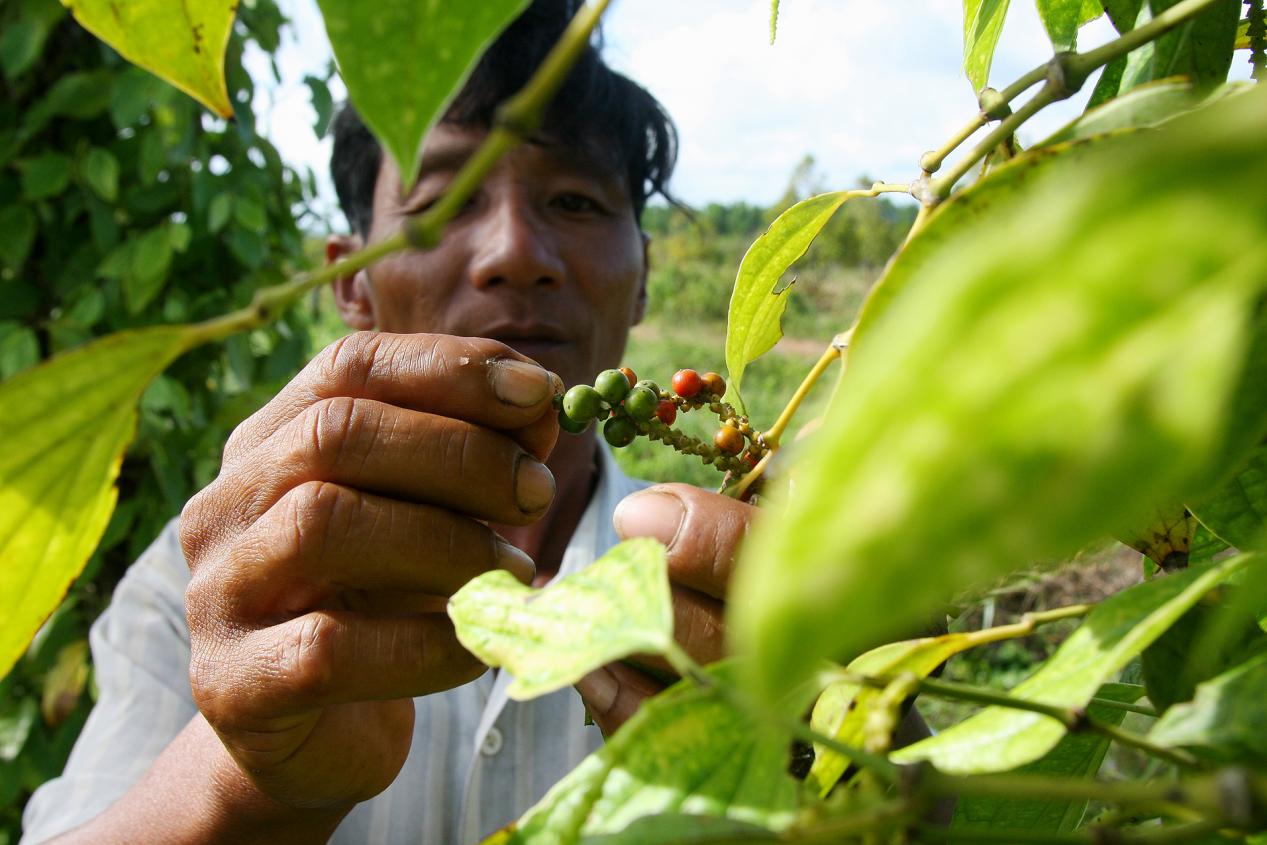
[317,330,384,393]
[295,396,374,473]
[275,614,339,703]
[283,480,347,561]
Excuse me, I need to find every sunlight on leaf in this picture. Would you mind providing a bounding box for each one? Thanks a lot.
[723,192,851,416]
[1149,649,1267,766]
[1036,0,1105,51]
[449,538,673,700]
[731,88,1267,706]
[0,326,197,679]
[317,0,529,184]
[486,663,797,845]
[892,555,1252,773]
[1041,79,1204,145]
[963,0,1012,91]
[60,0,236,116]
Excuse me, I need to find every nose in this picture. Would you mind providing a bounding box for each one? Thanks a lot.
[467,194,565,290]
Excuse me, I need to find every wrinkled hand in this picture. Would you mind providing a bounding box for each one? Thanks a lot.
[179,332,560,810]
[576,484,751,735]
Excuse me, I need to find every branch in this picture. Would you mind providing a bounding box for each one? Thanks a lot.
[921,0,1225,201]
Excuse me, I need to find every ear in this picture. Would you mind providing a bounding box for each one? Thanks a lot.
[632,230,650,327]
[327,234,377,330]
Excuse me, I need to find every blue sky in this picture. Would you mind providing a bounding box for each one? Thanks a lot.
[242,1,1246,229]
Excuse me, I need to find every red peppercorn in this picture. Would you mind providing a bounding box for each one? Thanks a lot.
[701,372,726,397]
[714,425,744,456]
[618,366,637,388]
[672,369,702,398]
[655,399,677,425]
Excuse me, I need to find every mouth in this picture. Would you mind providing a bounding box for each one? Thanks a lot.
[478,323,572,363]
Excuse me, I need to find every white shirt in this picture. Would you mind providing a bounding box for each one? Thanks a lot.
[21,445,648,845]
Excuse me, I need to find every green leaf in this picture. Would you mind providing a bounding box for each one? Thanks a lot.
[0,325,197,679]
[110,67,167,129]
[964,0,1013,91]
[0,325,40,379]
[769,0,780,44]
[950,683,1144,833]
[1037,0,1104,51]
[19,153,72,201]
[580,815,777,845]
[0,697,38,761]
[1189,443,1267,550]
[449,538,673,700]
[1149,650,1267,767]
[1148,0,1241,89]
[1042,79,1204,145]
[316,0,530,182]
[731,87,1267,705]
[232,196,267,234]
[891,555,1252,773]
[61,0,236,116]
[1,21,43,80]
[304,74,334,139]
[79,146,119,203]
[168,221,192,253]
[123,227,174,314]
[207,193,232,234]
[808,623,1049,796]
[723,192,851,415]
[0,205,37,271]
[488,663,798,845]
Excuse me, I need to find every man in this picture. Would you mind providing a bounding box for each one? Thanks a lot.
[21,2,748,842]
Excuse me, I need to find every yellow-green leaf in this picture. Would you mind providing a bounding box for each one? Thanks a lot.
[723,192,851,415]
[489,663,798,844]
[448,538,673,700]
[60,0,235,117]
[317,0,530,184]
[0,326,197,679]
[963,0,1012,91]
[892,555,1252,773]
[808,622,1063,796]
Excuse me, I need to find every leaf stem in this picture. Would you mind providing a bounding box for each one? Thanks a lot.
[836,671,1198,768]
[662,643,901,786]
[930,85,1058,200]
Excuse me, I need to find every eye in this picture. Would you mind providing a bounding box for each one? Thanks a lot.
[552,192,605,215]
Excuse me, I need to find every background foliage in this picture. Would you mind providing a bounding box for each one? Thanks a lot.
[0,0,317,837]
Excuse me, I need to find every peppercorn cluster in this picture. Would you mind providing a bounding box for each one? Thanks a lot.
[552,366,768,475]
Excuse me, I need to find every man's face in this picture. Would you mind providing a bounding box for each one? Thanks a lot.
[333,122,648,390]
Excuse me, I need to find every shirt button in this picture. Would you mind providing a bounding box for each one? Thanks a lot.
[480,727,504,757]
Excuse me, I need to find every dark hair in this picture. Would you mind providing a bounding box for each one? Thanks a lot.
[331,0,678,239]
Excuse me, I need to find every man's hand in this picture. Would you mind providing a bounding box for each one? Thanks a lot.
[576,484,747,735]
[179,332,560,812]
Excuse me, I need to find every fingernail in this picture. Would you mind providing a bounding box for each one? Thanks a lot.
[494,537,536,585]
[515,456,555,514]
[613,490,683,548]
[578,668,618,713]
[492,359,552,407]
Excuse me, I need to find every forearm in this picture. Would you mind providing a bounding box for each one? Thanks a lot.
[43,715,351,845]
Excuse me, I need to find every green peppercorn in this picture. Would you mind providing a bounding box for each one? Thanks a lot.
[594,368,631,404]
[634,379,660,396]
[563,385,603,422]
[558,410,591,434]
[603,416,637,448]
[623,386,658,422]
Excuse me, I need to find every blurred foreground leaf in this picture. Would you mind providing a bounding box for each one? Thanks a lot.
[317,0,529,183]
[449,538,673,700]
[731,87,1267,704]
[0,327,196,679]
[892,555,1252,773]
[60,0,236,116]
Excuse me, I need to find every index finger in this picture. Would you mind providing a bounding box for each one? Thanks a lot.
[224,332,562,463]
[612,483,754,599]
